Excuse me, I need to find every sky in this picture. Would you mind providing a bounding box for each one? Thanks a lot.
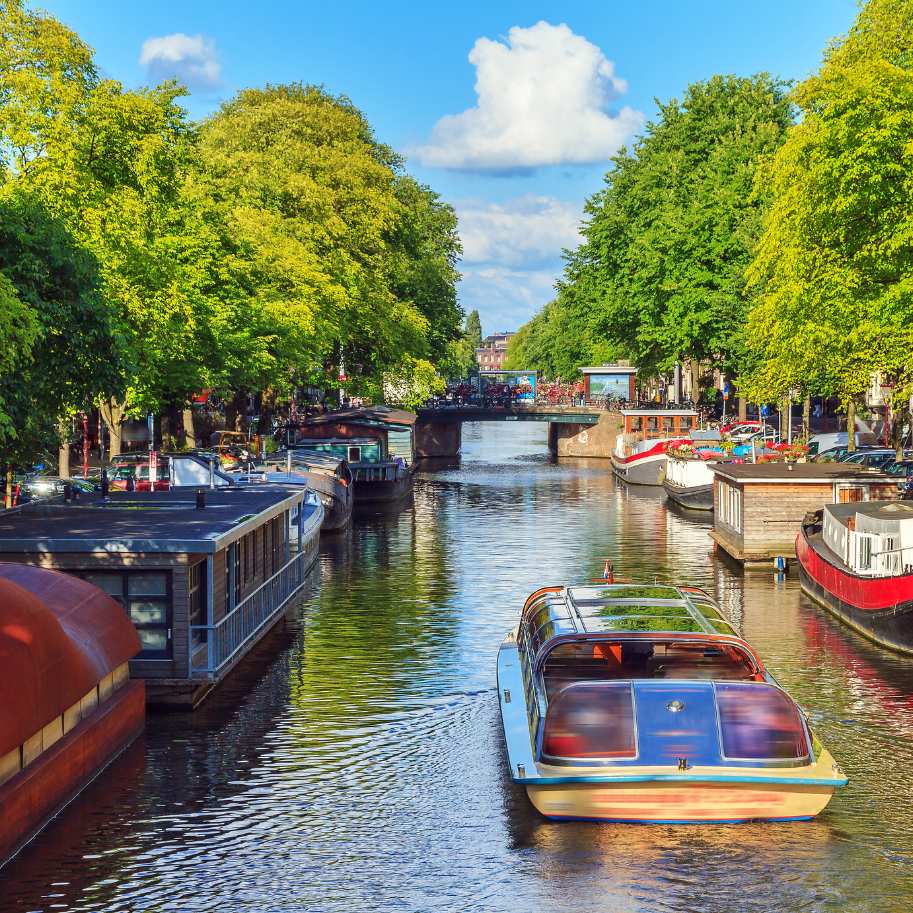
[39,0,860,337]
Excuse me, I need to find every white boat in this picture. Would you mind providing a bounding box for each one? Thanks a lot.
[663,454,716,510]
[611,409,697,485]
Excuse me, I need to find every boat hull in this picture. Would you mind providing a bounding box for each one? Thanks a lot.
[526,778,836,824]
[354,473,412,507]
[797,526,913,654]
[612,452,667,486]
[662,480,713,511]
[300,471,353,532]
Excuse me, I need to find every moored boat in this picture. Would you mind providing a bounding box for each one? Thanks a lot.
[260,452,353,533]
[497,582,846,823]
[797,502,913,653]
[662,454,716,511]
[611,409,697,485]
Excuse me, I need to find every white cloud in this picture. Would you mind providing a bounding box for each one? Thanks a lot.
[457,195,582,268]
[414,21,644,171]
[459,266,559,332]
[140,33,221,91]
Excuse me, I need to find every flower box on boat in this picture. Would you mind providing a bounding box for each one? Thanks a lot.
[497,583,846,823]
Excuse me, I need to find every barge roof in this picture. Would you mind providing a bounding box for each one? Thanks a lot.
[711,463,890,483]
[0,488,309,554]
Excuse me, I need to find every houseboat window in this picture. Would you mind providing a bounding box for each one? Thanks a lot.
[662,416,674,432]
[629,416,642,432]
[681,415,694,430]
[348,446,362,463]
[837,485,865,503]
[716,684,809,762]
[647,416,659,432]
[541,682,636,761]
[80,571,171,658]
[189,561,205,646]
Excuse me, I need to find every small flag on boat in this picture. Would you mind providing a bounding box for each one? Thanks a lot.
[603,561,614,583]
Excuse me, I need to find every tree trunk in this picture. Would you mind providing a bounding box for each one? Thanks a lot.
[688,359,701,405]
[99,396,126,459]
[803,395,811,440]
[847,400,856,452]
[737,394,747,422]
[180,408,196,449]
[58,417,71,478]
[5,465,12,509]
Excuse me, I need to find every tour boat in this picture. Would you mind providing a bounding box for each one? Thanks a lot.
[497,582,846,823]
[797,501,913,653]
[611,409,698,485]
[662,454,717,511]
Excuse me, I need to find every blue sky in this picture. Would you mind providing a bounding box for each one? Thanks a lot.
[41,0,859,336]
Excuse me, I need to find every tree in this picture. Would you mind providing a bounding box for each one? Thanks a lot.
[743,0,913,423]
[463,309,483,351]
[513,74,792,390]
[0,191,122,469]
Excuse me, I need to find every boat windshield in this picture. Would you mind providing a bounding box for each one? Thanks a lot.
[542,639,759,698]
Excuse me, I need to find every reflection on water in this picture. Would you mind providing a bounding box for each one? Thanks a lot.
[3,422,913,912]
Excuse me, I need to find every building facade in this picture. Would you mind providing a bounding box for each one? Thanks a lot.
[475,332,515,371]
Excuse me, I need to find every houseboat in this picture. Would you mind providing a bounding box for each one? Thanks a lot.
[497,582,846,823]
[258,453,353,533]
[288,407,416,508]
[797,501,913,653]
[0,565,144,865]
[611,409,697,485]
[663,454,717,511]
[710,463,900,567]
[0,487,322,708]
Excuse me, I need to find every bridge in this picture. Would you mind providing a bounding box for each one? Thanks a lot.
[414,404,620,459]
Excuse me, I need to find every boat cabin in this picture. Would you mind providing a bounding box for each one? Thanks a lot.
[710,463,901,566]
[820,501,913,577]
[620,409,698,439]
[288,406,416,466]
[514,584,813,768]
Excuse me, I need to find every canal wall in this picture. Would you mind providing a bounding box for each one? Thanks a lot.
[548,412,621,459]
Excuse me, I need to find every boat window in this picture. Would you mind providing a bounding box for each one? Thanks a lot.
[716,684,810,761]
[708,619,739,636]
[647,416,659,432]
[681,415,694,430]
[348,446,362,463]
[690,600,724,621]
[662,416,674,432]
[588,604,692,619]
[629,416,641,432]
[541,683,636,761]
[587,616,703,633]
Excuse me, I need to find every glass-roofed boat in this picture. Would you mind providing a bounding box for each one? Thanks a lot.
[497,582,847,823]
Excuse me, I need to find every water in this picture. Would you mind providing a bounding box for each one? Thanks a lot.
[3,422,913,912]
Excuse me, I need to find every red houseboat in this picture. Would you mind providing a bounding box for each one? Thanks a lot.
[0,565,144,866]
[797,501,913,653]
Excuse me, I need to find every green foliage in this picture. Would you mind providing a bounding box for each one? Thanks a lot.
[383,356,445,410]
[463,309,483,351]
[194,84,460,398]
[743,0,913,406]
[512,74,792,385]
[0,192,121,462]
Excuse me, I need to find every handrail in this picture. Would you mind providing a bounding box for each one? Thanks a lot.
[190,549,306,678]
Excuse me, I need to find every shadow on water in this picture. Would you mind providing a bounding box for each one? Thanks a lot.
[3,421,913,912]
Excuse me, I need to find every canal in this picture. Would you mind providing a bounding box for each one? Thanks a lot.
[3,422,913,912]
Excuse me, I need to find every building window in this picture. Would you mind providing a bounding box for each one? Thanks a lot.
[80,571,172,659]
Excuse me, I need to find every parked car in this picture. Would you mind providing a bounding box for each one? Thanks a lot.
[20,475,98,501]
[109,460,170,492]
[808,431,875,456]
[839,449,899,469]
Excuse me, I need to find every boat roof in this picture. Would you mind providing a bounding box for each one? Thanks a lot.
[712,463,889,483]
[302,405,416,428]
[292,437,379,447]
[565,584,739,637]
[521,583,745,669]
[824,500,913,525]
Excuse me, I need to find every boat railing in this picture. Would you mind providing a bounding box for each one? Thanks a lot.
[190,550,306,678]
